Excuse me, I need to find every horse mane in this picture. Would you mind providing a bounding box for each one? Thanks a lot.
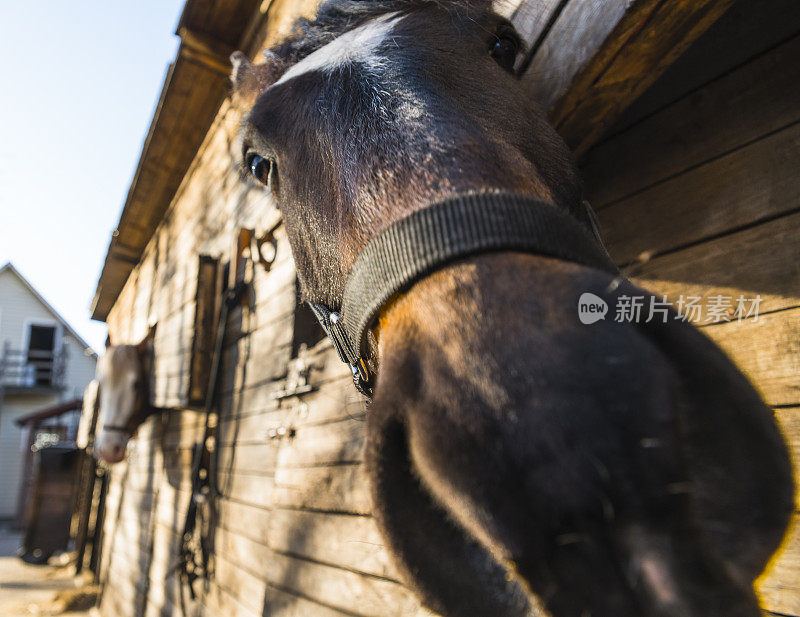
[271,0,483,65]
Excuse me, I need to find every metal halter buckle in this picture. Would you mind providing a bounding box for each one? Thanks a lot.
[328,312,373,397]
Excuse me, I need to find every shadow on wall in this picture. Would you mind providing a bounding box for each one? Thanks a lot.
[97,414,163,617]
[260,411,371,617]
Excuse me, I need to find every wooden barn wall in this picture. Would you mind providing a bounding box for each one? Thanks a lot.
[96,93,429,616]
[95,0,799,616]
[95,0,435,614]
[581,1,800,614]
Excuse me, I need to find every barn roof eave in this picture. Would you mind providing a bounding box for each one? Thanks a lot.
[90,0,267,323]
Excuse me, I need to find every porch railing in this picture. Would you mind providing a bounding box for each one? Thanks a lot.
[0,344,67,391]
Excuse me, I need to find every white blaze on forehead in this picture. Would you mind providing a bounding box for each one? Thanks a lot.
[274,12,404,86]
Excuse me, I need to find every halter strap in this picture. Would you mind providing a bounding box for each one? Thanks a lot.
[310,191,618,397]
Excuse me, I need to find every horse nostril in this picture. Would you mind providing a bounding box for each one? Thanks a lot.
[104,443,125,461]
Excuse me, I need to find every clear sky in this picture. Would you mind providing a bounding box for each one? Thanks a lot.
[0,0,187,353]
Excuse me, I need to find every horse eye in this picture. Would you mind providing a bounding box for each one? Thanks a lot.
[491,35,518,72]
[248,154,272,186]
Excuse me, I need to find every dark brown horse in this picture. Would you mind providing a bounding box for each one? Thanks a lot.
[230,1,794,615]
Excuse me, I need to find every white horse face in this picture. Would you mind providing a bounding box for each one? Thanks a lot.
[94,329,155,463]
[94,342,145,463]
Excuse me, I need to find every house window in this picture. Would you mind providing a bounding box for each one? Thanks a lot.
[27,325,57,386]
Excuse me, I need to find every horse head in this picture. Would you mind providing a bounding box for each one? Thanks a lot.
[230,1,794,615]
[93,326,157,463]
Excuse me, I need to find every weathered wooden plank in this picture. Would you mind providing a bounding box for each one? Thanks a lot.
[277,415,367,469]
[517,0,735,155]
[153,349,193,380]
[114,418,290,478]
[273,463,371,515]
[218,337,349,404]
[120,462,275,512]
[159,413,208,446]
[117,480,800,617]
[217,470,276,509]
[237,250,298,331]
[703,308,800,408]
[104,496,182,545]
[260,0,320,50]
[106,402,800,614]
[302,339,357,385]
[103,514,215,617]
[280,376,366,427]
[522,0,630,111]
[610,0,800,137]
[203,581,263,617]
[120,457,388,570]
[102,550,167,605]
[213,553,279,616]
[550,0,736,155]
[757,514,800,617]
[217,496,272,540]
[631,211,800,318]
[775,408,800,493]
[105,466,162,504]
[267,508,398,580]
[597,121,800,265]
[100,525,184,617]
[218,405,284,443]
[113,466,167,496]
[106,507,183,560]
[226,288,296,344]
[114,511,435,617]
[105,521,179,586]
[214,551,363,617]
[582,34,800,207]
[220,328,293,392]
[153,371,190,409]
[250,280,298,333]
[229,342,295,395]
[103,528,155,578]
[214,527,426,617]
[100,578,156,617]
[501,0,564,54]
[217,441,281,475]
[218,366,282,413]
[148,262,200,325]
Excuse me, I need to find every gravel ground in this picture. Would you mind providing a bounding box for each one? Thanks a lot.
[0,524,97,617]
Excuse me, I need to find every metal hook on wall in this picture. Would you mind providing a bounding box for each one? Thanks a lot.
[254,219,281,273]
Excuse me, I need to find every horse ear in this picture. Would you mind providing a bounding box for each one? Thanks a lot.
[105,334,112,349]
[230,51,286,105]
[137,324,157,355]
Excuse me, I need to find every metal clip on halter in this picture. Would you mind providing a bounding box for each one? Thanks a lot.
[308,304,373,397]
[328,311,373,397]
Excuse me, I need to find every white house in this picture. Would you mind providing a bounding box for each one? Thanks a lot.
[0,262,97,520]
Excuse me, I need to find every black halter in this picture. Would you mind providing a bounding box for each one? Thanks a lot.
[309,191,618,397]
